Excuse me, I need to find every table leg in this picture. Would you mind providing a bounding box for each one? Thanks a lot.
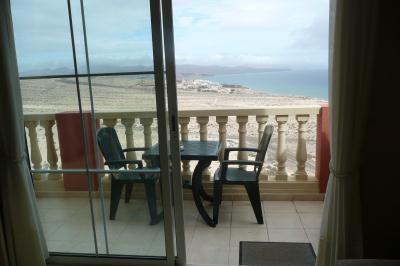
[192,159,216,227]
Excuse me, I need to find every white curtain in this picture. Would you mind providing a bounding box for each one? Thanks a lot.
[317,0,379,265]
[0,1,48,265]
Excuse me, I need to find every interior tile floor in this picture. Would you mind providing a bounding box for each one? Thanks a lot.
[37,197,323,265]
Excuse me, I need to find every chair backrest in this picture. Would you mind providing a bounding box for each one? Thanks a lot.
[97,127,126,169]
[254,125,274,176]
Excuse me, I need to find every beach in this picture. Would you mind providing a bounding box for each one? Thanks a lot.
[21,76,327,176]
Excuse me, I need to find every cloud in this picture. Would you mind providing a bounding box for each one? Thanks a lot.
[172,0,329,68]
[12,0,153,73]
[11,0,329,73]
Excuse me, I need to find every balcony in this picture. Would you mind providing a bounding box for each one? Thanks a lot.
[25,105,328,199]
[25,105,327,264]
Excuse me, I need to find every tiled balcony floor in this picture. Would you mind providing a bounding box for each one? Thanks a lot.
[37,197,323,265]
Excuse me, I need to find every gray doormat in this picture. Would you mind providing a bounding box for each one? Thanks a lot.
[239,241,316,266]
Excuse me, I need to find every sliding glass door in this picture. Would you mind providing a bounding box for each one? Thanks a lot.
[12,0,184,264]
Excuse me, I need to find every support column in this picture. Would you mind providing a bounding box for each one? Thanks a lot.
[41,120,61,181]
[121,118,137,169]
[26,121,42,181]
[140,118,153,167]
[216,116,228,162]
[275,115,288,180]
[197,116,211,178]
[294,115,309,180]
[256,115,269,179]
[237,116,248,170]
[140,118,153,148]
[179,117,191,179]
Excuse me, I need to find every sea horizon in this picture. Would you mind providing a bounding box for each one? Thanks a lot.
[204,69,328,100]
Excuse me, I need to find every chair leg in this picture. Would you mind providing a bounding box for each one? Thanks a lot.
[110,178,124,220]
[144,179,160,225]
[244,182,264,224]
[125,183,133,203]
[213,181,223,224]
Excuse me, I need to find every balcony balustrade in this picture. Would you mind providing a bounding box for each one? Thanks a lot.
[24,105,327,200]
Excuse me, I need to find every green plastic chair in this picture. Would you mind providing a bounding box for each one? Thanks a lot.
[213,125,274,225]
[97,127,162,225]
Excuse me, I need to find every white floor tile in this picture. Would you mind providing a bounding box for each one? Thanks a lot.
[37,198,324,265]
[268,229,309,243]
[42,222,63,239]
[229,247,239,265]
[96,220,128,242]
[36,197,89,210]
[188,246,230,265]
[191,227,230,248]
[231,211,266,228]
[196,211,231,228]
[232,201,255,213]
[46,240,77,253]
[220,201,233,213]
[185,224,196,247]
[266,213,303,229]
[263,201,296,213]
[299,213,322,229]
[49,223,94,241]
[294,201,324,213]
[40,208,79,223]
[230,227,268,248]
[305,228,321,253]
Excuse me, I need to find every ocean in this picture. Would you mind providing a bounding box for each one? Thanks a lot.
[206,69,328,100]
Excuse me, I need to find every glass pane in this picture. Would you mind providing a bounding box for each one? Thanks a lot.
[11,0,74,76]
[15,0,168,259]
[20,78,99,253]
[74,0,154,74]
[79,74,166,256]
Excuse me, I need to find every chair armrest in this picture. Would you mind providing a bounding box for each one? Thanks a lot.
[221,160,263,166]
[224,147,260,160]
[105,160,143,168]
[123,147,148,152]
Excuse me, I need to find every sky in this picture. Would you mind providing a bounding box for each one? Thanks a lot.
[11,0,329,74]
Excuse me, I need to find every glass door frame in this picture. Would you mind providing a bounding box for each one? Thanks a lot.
[26,0,186,265]
[161,0,187,265]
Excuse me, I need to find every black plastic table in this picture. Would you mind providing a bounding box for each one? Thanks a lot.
[143,140,221,227]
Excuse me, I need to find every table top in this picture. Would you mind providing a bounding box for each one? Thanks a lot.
[143,140,221,161]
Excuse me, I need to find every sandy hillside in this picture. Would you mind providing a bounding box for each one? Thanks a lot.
[21,76,327,177]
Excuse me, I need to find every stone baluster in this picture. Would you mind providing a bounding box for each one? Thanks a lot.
[256,115,269,179]
[140,118,153,148]
[294,115,309,180]
[275,115,288,180]
[216,116,228,162]
[140,118,153,167]
[121,118,137,169]
[197,116,211,178]
[256,116,268,143]
[179,117,191,179]
[41,120,61,181]
[26,121,42,181]
[237,116,248,170]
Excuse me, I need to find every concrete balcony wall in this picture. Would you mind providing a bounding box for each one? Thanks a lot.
[24,105,327,200]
